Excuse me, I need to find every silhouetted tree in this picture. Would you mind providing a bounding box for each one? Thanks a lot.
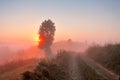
[38,19,56,56]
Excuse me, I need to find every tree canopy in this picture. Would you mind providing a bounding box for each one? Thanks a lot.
[38,19,56,55]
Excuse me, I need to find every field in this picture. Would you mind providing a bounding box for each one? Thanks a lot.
[0,59,36,80]
[0,44,120,80]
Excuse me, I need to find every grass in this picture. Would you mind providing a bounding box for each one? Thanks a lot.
[22,50,108,80]
[0,59,36,80]
[86,43,120,75]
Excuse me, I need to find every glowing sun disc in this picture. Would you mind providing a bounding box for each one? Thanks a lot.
[33,34,40,45]
[35,35,40,42]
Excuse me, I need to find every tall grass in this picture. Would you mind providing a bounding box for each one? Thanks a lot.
[86,43,120,75]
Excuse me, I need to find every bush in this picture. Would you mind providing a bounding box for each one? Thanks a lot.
[22,51,70,80]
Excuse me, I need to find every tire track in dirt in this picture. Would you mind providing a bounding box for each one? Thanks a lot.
[80,54,119,80]
[68,54,85,80]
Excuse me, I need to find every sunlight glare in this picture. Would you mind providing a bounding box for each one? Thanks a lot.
[33,34,40,45]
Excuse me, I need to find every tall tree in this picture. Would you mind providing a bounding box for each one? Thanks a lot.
[38,19,56,56]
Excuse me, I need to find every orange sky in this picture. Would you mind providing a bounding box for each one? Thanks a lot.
[0,0,120,48]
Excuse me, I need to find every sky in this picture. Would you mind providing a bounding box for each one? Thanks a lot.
[0,0,120,47]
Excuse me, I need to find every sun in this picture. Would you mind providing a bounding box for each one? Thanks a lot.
[33,34,40,45]
[36,35,41,42]
[33,34,45,46]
